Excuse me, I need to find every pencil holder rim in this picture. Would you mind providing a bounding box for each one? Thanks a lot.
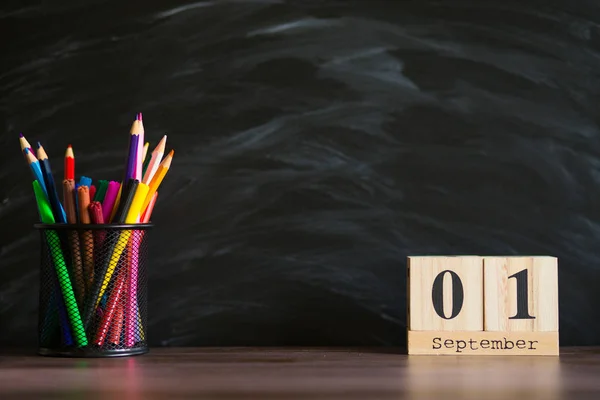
[34,223,154,230]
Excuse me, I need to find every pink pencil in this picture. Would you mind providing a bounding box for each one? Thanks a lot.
[134,113,144,181]
[101,181,120,222]
[125,192,157,346]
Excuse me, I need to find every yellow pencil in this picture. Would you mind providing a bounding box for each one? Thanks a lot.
[94,183,149,308]
[141,142,150,163]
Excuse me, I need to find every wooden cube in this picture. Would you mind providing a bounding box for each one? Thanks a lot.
[408,256,483,331]
[484,256,558,332]
[407,255,559,356]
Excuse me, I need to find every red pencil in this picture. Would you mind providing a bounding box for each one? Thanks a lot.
[65,145,75,180]
[140,192,157,223]
[93,268,126,346]
[109,279,127,346]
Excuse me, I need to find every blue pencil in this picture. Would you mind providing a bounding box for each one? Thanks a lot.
[37,143,67,223]
[24,148,48,198]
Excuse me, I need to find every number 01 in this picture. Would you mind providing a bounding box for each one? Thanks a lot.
[430,268,535,320]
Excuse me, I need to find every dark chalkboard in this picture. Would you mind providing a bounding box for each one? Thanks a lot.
[1,0,600,347]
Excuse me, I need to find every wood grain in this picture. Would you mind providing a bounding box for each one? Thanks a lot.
[408,256,483,331]
[408,330,559,355]
[484,256,558,331]
[0,347,598,399]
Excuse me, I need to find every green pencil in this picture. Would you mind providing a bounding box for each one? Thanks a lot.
[33,180,88,347]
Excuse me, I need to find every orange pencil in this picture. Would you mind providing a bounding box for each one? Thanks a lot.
[141,150,173,215]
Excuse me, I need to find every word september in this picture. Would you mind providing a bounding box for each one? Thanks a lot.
[432,336,539,353]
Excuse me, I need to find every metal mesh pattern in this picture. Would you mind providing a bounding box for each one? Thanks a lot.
[36,224,150,357]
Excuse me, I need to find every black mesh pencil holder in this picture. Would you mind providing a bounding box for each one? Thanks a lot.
[34,223,152,357]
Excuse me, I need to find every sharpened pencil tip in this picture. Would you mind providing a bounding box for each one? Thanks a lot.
[68,144,72,148]
[137,112,143,121]
[24,148,29,154]
[19,133,24,138]
[37,142,42,148]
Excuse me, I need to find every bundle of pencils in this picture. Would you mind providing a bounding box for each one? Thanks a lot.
[20,113,174,351]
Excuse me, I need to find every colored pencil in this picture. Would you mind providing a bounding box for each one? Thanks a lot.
[21,114,175,351]
[102,181,120,223]
[114,179,138,224]
[93,267,126,346]
[125,135,139,183]
[135,113,144,181]
[94,180,108,203]
[37,143,67,223]
[33,180,87,347]
[141,150,173,215]
[24,148,48,197]
[110,182,149,345]
[94,182,146,309]
[141,142,149,164]
[140,192,157,223]
[125,233,141,347]
[109,298,125,346]
[126,117,142,181]
[82,180,140,328]
[142,135,166,185]
[64,145,75,181]
[125,192,156,346]
[19,133,35,159]
[77,186,94,292]
[62,179,85,306]
[36,176,74,346]
[110,271,127,345]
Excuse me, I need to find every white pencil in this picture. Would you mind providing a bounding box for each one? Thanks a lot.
[142,134,167,185]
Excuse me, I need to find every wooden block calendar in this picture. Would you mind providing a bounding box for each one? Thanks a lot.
[407,256,559,356]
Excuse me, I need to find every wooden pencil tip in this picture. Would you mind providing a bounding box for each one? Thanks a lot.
[154,135,167,152]
[24,147,29,154]
[168,149,174,157]
[68,144,72,148]
[19,133,24,138]
[37,141,42,148]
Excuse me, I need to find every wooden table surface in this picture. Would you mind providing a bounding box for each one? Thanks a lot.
[1,347,599,399]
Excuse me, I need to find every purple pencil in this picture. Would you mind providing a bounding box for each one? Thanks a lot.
[102,181,120,222]
[125,117,142,182]
[125,134,139,182]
